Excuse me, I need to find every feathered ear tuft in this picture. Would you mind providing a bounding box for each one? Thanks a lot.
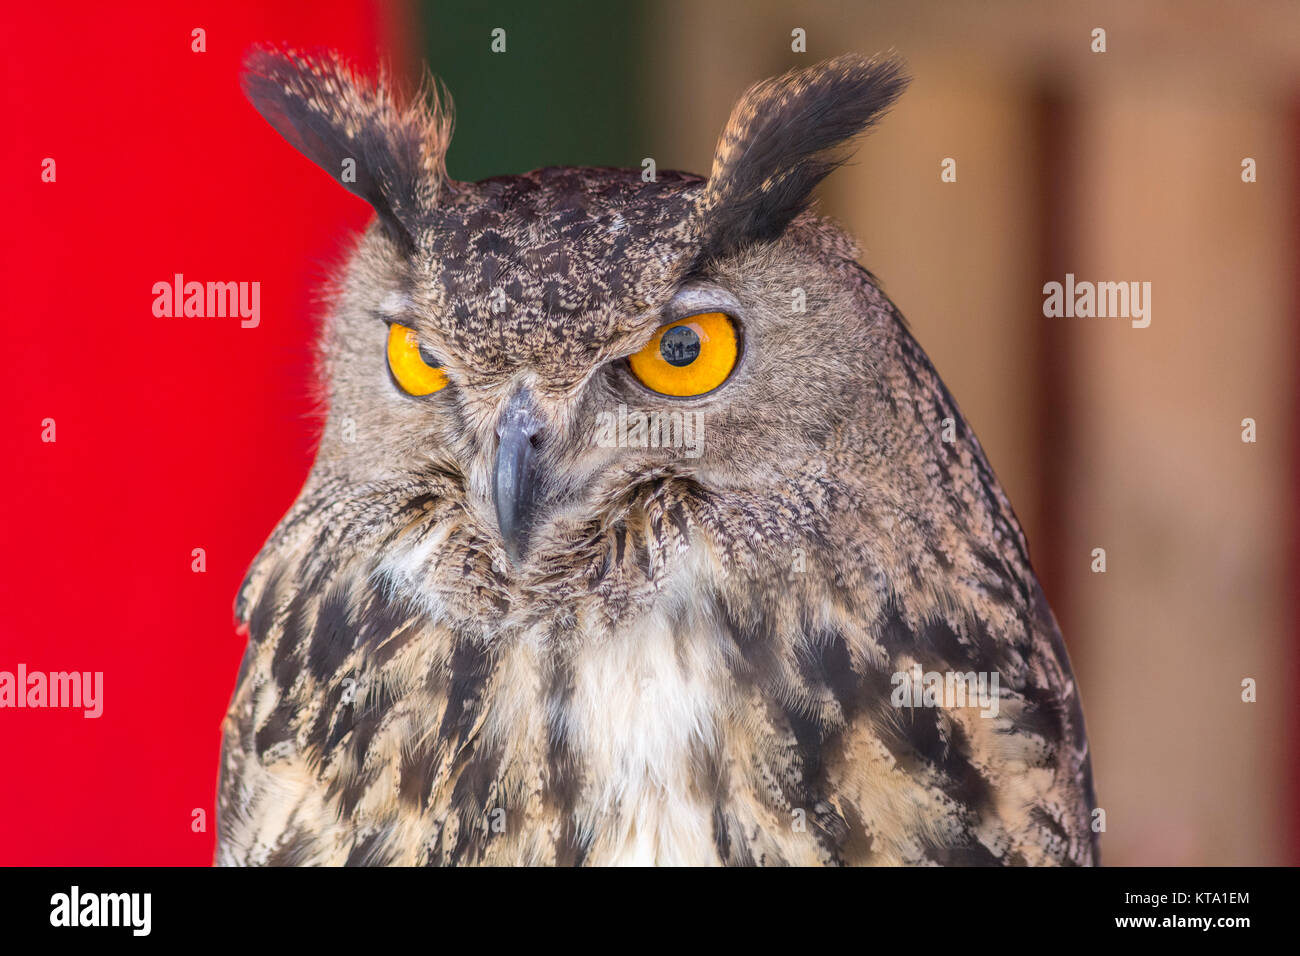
[694,53,908,261]
[240,45,454,253]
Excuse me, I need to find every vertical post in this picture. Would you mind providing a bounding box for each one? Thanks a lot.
[1029,83,1077,633]
[1289,94,1300,866]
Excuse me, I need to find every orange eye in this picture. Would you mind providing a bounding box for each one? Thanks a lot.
[627,312,739,397]
[387,323,448,396]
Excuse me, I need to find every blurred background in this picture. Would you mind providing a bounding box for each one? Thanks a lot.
[3,0,1295,865]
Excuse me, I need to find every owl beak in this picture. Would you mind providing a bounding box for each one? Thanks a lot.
[493,389,544,563]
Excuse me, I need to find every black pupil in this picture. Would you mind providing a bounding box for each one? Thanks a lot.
[660,326,700,367]
[417,342,440,368]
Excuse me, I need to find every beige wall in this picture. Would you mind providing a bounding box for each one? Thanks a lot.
[648,0,1298,864]
[1068,86,1294,865]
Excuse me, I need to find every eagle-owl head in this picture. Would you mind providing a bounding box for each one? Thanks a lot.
[239,48,1018,640]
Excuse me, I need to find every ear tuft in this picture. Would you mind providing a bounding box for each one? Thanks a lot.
[240,45,454,252]
[695,53,908,261]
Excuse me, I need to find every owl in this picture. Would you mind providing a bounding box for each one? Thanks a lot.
[217,46,1098,866]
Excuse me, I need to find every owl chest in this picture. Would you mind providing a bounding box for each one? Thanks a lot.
[537,610,725,866]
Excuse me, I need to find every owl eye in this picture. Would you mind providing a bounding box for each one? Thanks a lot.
[627,312,739,397]
[387,323,449,396]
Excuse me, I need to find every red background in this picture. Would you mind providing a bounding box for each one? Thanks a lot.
[0,1,408,864]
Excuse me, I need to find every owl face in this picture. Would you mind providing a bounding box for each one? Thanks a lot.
[242,47,909,609]
[321,173,888,571]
